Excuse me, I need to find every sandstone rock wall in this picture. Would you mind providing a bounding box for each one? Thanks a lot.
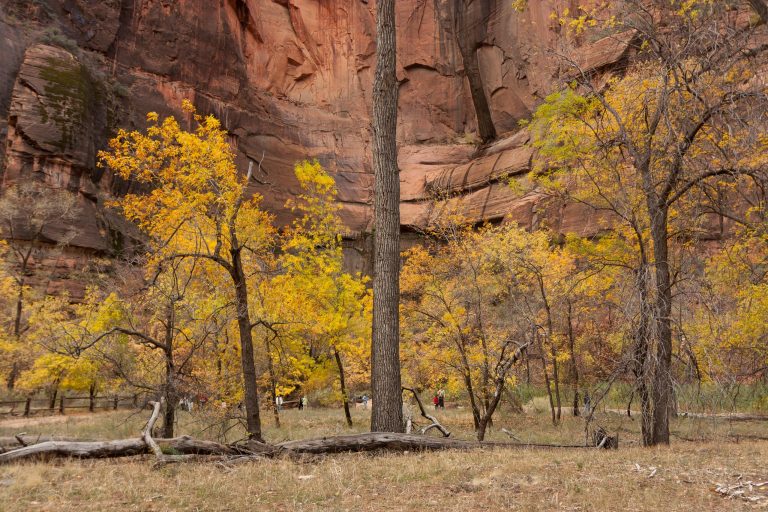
[0,0,625,293]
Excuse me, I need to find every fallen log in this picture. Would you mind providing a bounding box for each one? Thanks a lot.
[0,399,596,465]
[275,432,591,454]
[142,401,163,459]
[0,435,85,452]
[0,436,240,464]
[276,433,474,454]
[0,432,594,464]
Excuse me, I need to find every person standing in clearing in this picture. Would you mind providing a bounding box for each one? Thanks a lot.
[437,389,445,409]
[302,396,308,409]
[362,394,369,410]
[433,393,439,410]
[298,395,304,411]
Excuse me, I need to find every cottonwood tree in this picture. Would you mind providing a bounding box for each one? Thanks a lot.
[99,102,275,441]
[14,294,101,409]
[401,221,540,440]
[274,161,372,427]
[371,0,404,433]
[693,221,768,383]
[83,261,225,438]
[530,0,768,445]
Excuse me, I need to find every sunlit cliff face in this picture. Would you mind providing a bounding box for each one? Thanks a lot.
[0,0,616,291]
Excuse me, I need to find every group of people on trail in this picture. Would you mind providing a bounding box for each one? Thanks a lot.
[432,389,445,409]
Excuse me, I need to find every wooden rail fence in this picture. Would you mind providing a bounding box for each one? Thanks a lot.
[0,395,143,418]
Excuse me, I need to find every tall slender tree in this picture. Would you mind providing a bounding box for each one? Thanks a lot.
[531,0,768,445]
[370,0,403,433]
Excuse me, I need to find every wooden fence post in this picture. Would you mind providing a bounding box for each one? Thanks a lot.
[59,395,65,415]
[23,397,31,417]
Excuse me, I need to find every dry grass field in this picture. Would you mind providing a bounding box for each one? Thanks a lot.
[0,404,766,511]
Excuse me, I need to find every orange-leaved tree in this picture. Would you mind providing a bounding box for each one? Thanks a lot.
[99,101,275,441]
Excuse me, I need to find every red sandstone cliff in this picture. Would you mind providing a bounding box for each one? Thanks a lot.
[0,0,631,292]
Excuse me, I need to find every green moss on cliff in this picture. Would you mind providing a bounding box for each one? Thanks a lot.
[38,55,96,152]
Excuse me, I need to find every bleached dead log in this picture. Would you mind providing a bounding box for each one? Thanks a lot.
[0,435,86,453]
[276,433,593,454]
[142,401,163,459]
[0,435,238,464]
[0,438,149,463]
[402,387,450,437]
[0,402,595,464]
[276,432,477,454]
[0,432,594,463]
[501,428,521,442]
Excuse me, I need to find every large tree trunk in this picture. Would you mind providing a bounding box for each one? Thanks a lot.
[650,208,673,445]
[453,0,496,142]
[334,349,353,427]
[370,0,404,434]
[633,265,654,446]
[230,250,263,441]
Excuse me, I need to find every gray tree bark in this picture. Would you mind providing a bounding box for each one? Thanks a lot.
[230,241,264,442]
[370,0,404,433]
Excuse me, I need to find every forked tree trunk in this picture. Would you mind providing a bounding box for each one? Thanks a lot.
[370,0,404,434]
[334,349,353,427]
[475,342,529,441]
